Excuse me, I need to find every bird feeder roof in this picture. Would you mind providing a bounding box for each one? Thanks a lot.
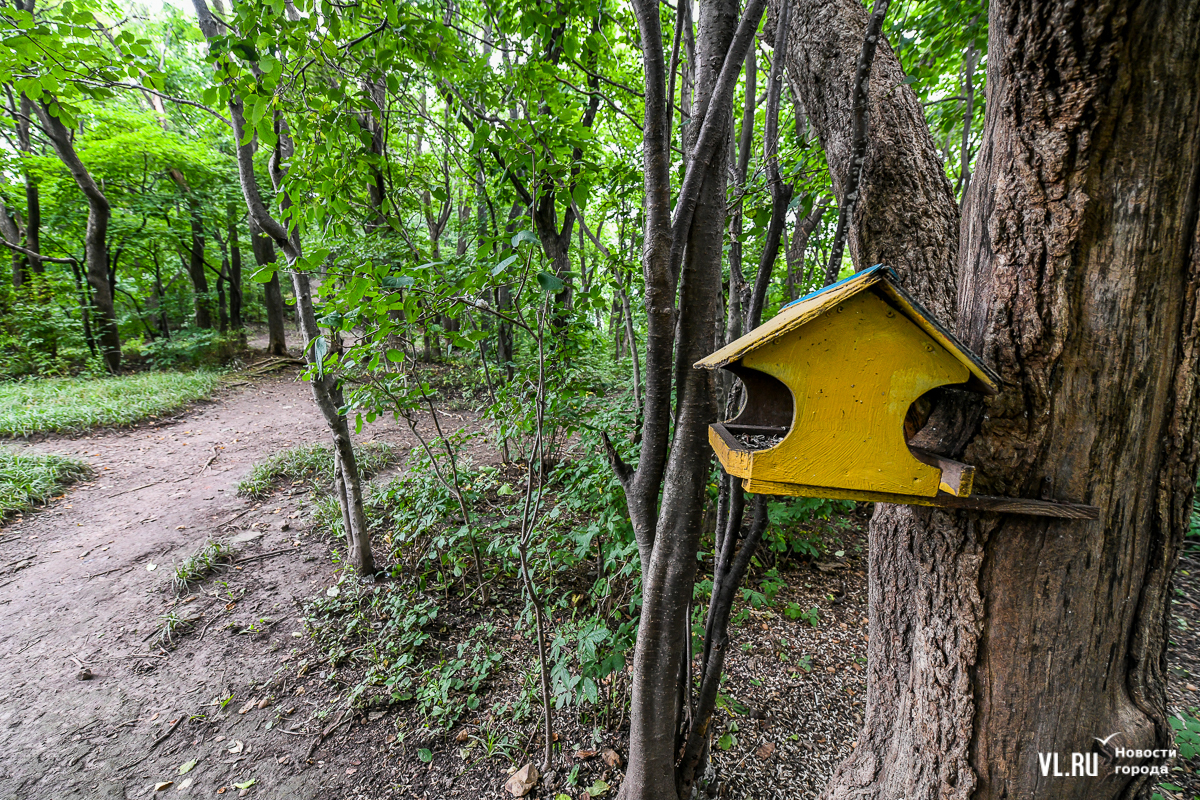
[695,265,1000,395]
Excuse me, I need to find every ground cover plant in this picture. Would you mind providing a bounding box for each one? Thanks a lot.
[0,447,91,519]
[236,441,399,499]
[0,371,222,437]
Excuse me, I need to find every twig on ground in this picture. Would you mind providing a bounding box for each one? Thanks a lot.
[85,566,125,579]
[218,507,254,528]
[118,713,183,770]
[305,711,350,760]
[105,482,162,499]
[232,547,295,565]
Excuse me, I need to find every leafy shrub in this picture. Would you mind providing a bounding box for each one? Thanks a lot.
[0,284,95,379]
[1171,708,1200,759]
[763,495,854,560]
[125,328,240,370]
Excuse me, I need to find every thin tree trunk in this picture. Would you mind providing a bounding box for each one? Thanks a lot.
[0,200,22,287]
[249,216,287,355]
[784,199,828,301]
[17,95,41,279]
[193,0,374,576]
[956,40,978,202]
[227,205,244,333]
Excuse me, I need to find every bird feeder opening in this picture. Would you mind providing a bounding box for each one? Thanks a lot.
[720,363,793,452]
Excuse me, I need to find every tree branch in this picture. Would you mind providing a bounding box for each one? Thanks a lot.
[824,0,891,285]
[667,0,769,293]
[0,238,76,264]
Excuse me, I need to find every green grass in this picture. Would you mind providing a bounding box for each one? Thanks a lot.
[171,537,235,595]
[0,370,223,436]
[237,441,399,499]
[0,448,92,518]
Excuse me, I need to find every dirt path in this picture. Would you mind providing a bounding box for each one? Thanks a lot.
[0,369,435,799]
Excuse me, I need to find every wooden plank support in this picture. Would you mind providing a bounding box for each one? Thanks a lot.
[743,478,1099,519]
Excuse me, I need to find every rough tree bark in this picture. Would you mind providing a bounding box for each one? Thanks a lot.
[774,0,1200,798]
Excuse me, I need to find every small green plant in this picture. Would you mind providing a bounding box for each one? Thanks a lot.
[785,603,821,627]
[171,537,234,594]
[0,447,91,519]
[237,441,398,499]
[157,609,193,646]
[717,720,739,751]
[1170,708,1200,758]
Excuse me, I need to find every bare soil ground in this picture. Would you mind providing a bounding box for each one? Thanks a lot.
[1,358,1196,800]
[0,366,433,799]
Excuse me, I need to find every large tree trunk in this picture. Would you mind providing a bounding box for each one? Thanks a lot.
[32,101,119,371]
[775,0,1200,799]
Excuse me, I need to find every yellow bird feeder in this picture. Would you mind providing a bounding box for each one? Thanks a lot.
[696,265,1097,518]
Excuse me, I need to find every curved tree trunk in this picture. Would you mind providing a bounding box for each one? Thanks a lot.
[776,0,1200,798]
[32,100,119,372]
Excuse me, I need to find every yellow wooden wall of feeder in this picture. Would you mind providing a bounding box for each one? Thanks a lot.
[697,265,1097,518]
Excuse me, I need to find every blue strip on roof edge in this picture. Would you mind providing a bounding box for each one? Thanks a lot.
[779,263,892,311]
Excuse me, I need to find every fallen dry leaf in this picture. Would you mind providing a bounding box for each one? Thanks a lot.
[601,748,622,768]
[228,740,244,754]
[504,763,539,797]
[573,749,598,760]
[238,700,256,715]
[455,729,470,743]
[256,697,271,710]
[154,782,173,792]
[755,742,775,759]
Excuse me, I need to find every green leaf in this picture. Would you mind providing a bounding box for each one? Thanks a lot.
[178,759,197,774]
[717,732,735,750]
[382,275,414,289]
[311,335,328,376]
[586,779,610,797]
[511,230,538,247]
[417,748,433,763]
[250,265,277,283]
[492,254,518,276]
[536,271,565,293]
[385,348,404,363]
[233,779,256,789]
